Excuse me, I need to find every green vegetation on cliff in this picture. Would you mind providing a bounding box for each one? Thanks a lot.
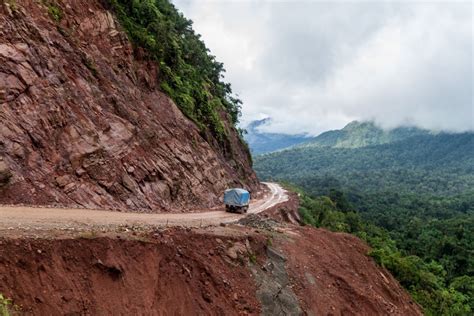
[107,0,242,142]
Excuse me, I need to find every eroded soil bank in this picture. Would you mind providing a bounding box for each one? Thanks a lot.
[280,227,422,315]
[0,221,422,315]
[0,228,265,315]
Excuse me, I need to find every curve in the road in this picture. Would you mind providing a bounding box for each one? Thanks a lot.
[0,182,288,230]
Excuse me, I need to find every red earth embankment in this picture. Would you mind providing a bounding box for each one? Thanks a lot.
[0,222,423,315]
[0,186,421,315]
[0,229,265,315]
[279,227,422,315]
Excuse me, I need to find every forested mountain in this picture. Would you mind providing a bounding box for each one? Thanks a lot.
[257,132,474,195]
[296,121,431,149]
[255,130,474,314]
[243,118,310,154]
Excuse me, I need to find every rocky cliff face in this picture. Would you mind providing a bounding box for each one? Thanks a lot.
[0,0,258,211]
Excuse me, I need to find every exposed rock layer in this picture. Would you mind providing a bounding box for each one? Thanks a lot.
[0,0,258,211]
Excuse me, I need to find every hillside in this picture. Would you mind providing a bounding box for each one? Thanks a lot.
[256,132,474,195]
[255,131,474,313]
[244,118,309,154]
[0,0,258,212]
[244,119,432,155]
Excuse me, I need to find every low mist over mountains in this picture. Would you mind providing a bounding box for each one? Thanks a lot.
[253,119,473,196]
[255,131,474,195]
[243,118,309,154]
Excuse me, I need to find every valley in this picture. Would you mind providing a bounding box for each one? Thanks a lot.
[253,121,474,314]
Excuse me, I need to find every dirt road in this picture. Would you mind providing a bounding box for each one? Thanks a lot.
[0,182,287,231]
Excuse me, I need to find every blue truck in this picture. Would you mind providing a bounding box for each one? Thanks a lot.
[224,188,250,213]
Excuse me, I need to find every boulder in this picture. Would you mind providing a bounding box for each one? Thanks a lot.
[55,175,72,188]
[122,174,137,192]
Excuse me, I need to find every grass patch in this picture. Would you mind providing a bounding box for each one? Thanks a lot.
[248,252,257,264]
[44,1,62,22]
[4,0,17,12]
[0,293,19,316]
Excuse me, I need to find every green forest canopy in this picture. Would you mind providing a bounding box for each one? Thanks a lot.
[295,186,473,315]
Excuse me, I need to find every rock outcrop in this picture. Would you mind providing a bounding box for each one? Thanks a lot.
[0,0,258,211]
[0,158,11,186]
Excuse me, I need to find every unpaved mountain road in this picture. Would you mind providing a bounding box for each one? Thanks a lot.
[0,182,287,231]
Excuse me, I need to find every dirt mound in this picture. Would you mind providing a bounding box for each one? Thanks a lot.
[279,227,422,315]
[0,0,258,212]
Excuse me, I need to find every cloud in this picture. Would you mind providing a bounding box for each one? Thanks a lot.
[173,0,473,135]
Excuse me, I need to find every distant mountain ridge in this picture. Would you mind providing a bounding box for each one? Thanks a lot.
[255,131,474,195]
[245,119,433,155]
[296,121,431,149]
[243,118,309,154]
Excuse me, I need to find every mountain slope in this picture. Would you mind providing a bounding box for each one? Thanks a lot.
[244,118,309,154]
[297,121,431,149]
[256,132,474,195]
[0,0,258,211]
[244,119,431,155]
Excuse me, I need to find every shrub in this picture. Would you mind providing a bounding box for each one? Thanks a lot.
[45,1,62,22]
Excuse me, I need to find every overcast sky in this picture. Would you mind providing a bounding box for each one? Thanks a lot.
[174,0,473,136]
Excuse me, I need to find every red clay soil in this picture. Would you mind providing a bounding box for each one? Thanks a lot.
[0,229,265,315]
[0,224,425,315]
[278,227,423,315]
